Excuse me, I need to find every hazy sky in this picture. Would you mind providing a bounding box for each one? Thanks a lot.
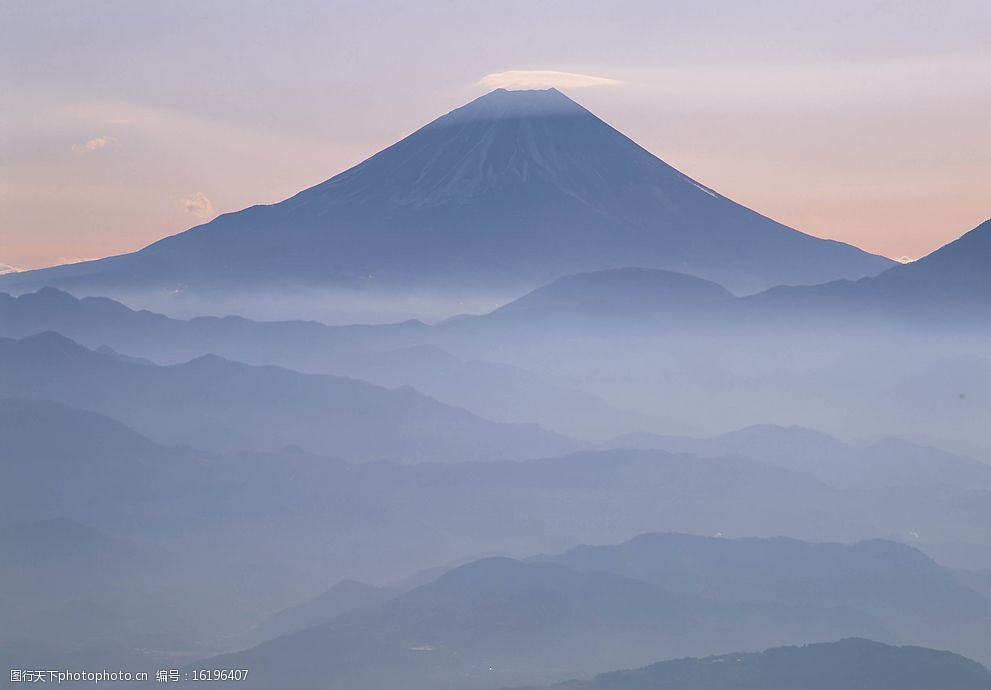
[2,0,989,271]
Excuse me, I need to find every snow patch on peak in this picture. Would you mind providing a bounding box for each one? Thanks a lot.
[431,88,590,127]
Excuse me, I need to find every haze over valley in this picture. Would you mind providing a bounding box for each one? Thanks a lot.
[3,4,991,687]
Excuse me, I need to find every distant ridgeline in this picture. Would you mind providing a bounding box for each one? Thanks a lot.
[518,639,991,690]
[0,88,892,320]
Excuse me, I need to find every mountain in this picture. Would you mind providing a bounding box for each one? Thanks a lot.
[461,267,734,327]
[0,398,206,524]
[0,287,654,440]
[10,402,991,674]
[0,517,168,669]
[191,556,886,690]
[751,218,991,320]
[0,286,375,360]
[338,343,660,440]
[0,88,891,318]
[243,580,398,646]
[0,514,232,671]
[539,532,991,662]
[0,396,160,462]
[519,638,991,690]
[0,332,581,462]
[0,397,328,533]
[895,218,991,291]
[607,424,991,490]
[0,398,392,670]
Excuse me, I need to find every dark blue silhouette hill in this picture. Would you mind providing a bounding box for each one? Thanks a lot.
[526,638,991,690]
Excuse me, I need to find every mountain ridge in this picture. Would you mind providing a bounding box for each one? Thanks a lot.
[0,287,657,440]
[186,553,889,690]
[520,638,991,690]
[0,88,892,319]
[0,331,582,462]
[749,218,991,319]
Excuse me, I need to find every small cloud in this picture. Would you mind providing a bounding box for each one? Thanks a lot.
[0,263,19,275]
[182,192,215,219]
[73,135,116,153]
[478,69,621,90]
[894,256,915,264]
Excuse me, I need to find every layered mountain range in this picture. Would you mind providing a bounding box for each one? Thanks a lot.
[0,332,580,461]
[187,533,991,690]
[2,83,988,690]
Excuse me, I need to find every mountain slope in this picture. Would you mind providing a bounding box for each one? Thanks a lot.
[192,556,886,690]
[0,287,654,440]
[244,580,398,646]
[479,267,734,323]
[540,532,991,662]
[750,218,991,320]
[607,424,991,490]
[0,517,184,670]
[0,88,891,315]
[524,638,991,690]
[0,332,580,461]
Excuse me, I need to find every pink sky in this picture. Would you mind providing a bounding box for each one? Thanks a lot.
[2,1,989,271]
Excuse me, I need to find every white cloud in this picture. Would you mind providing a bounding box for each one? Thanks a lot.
[0,263,19,275]
[478,70,621,90]
[182,191,215,219]
[73,135,115,153]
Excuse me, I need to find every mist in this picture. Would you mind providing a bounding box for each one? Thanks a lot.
[3,20,991,688]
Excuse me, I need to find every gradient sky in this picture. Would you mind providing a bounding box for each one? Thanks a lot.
[2,0,989,271]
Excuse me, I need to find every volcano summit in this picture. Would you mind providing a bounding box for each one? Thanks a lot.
[2,88,892,318]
